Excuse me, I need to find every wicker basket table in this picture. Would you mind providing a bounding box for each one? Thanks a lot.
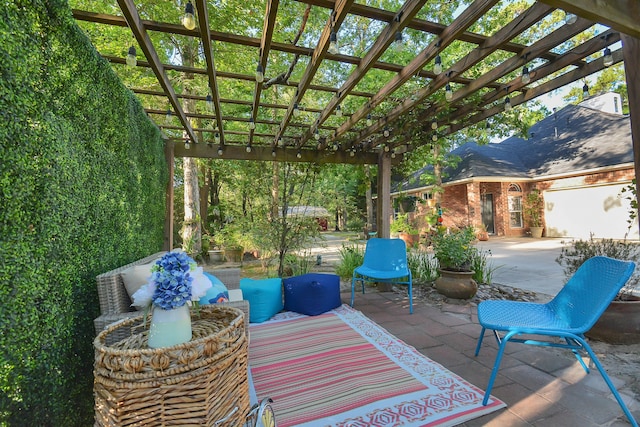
[93,305,249,426]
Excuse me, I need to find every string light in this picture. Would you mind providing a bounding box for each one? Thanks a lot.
[431,134,437,142]
[245,144,252,153]
[504,96,512,112]
[383,127,390,138]
[603,47,613,67]
[184,141,190,150]
[165,109,172,124]
[182,1,196,30]
[126,46,137,67]
[434,55,442,75]
[314,129,320,140]
[214,132,220,144]
[521,66,530,85]
[366,114,373,126]
[217,145,223,156]
[328,30,339,55]
[431,121,437,130]
[293,103,300,117]
[335,104,342,117]
[206,94,214,111]
[296,150,302,159]
[249,117,255,130]
[564,11,577,25]
[271,149,276,157]
[582,83,589,98]
[445,83,453,101]
[255,63,264,83]
[393,31,404,52]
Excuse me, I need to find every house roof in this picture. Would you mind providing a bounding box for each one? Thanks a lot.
[394,101,633,193]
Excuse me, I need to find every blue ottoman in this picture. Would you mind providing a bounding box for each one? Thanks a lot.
[283,273,341,316]
[240,277,283,323]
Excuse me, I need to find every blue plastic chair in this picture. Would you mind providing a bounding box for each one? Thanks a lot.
[475,256,637,426]
[350,238,413,314]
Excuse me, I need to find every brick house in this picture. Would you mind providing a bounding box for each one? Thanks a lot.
[392,93,637,240]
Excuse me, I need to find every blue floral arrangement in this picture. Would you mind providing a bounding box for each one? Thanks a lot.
[132,250,211,311]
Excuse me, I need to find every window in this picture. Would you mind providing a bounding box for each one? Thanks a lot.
[508,184,523,228]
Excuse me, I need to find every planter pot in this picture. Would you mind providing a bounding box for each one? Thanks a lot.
[586,299,640,344]
[148,305,192,348]
[435,269,478,299]
[477,231,489,241]
[530,226,543,238]
[398,232,420,248]
[400,199,415,213]
[223,247,243,263]
[208,250,224,263]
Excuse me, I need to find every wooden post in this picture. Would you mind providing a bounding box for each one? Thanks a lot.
[621,34,640,237]
[377,152,392,238]
[163,140,175,251]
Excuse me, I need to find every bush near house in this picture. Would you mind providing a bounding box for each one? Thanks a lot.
[0,2,168,425]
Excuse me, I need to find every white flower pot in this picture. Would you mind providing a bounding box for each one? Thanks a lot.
[148,305,192,348]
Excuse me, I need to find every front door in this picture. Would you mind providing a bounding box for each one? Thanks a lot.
[481,194,495,234]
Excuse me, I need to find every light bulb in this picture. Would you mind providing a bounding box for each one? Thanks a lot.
[314,129,320,140]
[214,132,220,143]
[391,151,396,159]
[296,151,302,159]
[350,150,355,157]
[165,109,172,124]
[271,149,276,158]
[256,63,264,83]
[383,127,390,138]
[504,97,512,112]
[335,104,342,117]
[328,31,339,55]
[206,94,214,111]
[246,144,252,153]
[249,118,255,130]
[434,55,442,75]
[603,47,613,67]
[217,145,223,156]
[564,11,577,25]
[432,134,438,142]
[384,144,389,152]
[184,142,190,149]
[393,31,404,52]
[431,121,437,130]
[366,114,372,126]
[445,83,453,101]
[521,66,530,85]
[582,83,589,98]
[126,46,137,67]
[182,1,196,30]
[293,103,300,117]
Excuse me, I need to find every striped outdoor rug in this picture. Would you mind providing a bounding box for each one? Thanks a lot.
[249,304,505,427]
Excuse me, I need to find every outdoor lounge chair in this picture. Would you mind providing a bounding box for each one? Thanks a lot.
[350,237,413,314]
[474,256,637,426]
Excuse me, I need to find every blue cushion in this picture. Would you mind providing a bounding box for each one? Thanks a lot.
[199,272,229,305]
[283,273,341,316]
[240,278,283,323]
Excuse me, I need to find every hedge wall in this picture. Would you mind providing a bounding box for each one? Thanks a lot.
[0,1,168,425]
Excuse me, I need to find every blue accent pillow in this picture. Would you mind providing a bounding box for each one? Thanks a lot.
[199,272,229,305]
[240,278,283,323]
[283,273,341,316]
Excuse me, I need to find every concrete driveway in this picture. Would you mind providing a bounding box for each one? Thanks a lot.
[476,237,567,297]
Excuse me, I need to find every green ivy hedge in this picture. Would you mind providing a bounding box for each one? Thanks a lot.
[0,1,168,425]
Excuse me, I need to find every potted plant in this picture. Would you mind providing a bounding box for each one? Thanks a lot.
[524,189,544,238]
[431,226,479,299]
[390,213,419,247]
[556,236,640,344]
[476,223,489,241]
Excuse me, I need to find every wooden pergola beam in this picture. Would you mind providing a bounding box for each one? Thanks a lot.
[274,0,355,147]
[249,0,279,146]
[116,0,198,143]
[298,0,428,149]
[539,0,640,39]
[333,0,499,147]
[195,0,224,144]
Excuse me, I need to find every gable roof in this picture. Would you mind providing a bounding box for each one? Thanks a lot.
[394,102,632,193]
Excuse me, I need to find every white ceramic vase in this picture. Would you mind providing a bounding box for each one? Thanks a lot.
[148,304,192,348]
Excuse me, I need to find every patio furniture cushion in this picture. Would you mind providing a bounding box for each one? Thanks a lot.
[240,278,283,323]
[121,262,155,309]
[199,272,229,305]
[283,273,341,316]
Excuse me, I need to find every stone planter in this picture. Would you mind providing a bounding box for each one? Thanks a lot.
[435,269,478,299]
[223,247,243,263]
[586,299,640,344]
[530,226,543,238]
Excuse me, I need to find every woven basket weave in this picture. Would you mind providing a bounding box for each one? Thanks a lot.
[93,305,249,426]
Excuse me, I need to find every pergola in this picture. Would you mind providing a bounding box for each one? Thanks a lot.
[72,0,640,240]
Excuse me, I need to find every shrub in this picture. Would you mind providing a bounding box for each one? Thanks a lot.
[555,235,640,293]
[470,248,499,284]
[336,244,364,278]
[407,250,439,282]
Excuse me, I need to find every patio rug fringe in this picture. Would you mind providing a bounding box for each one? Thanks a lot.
[249,304,505,427]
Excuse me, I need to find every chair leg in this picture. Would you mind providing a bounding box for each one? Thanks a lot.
[482,330,516,406]
[474,327,487,356]
[576,337,638,427]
